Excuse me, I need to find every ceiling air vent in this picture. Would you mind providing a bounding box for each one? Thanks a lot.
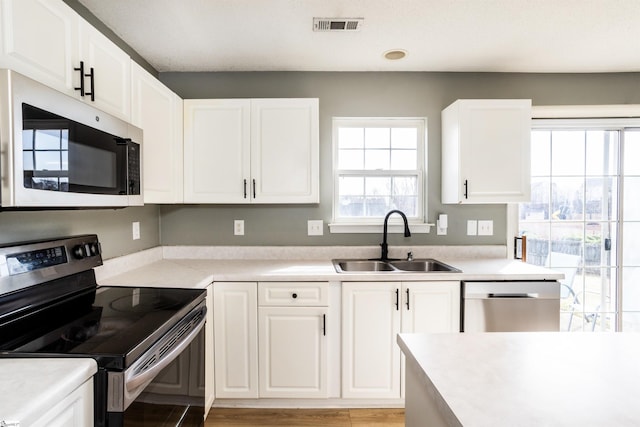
[313,18,363,32]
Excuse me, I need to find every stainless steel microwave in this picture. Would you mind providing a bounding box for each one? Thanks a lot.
[0,69,143,208]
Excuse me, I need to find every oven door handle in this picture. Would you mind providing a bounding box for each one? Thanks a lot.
[125,313,206,393]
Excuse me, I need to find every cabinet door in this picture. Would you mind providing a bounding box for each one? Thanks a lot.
[442,99,531,204]
[78,18,131,120]
[184,99,251,203]
[401,281,461,334]
[250,98,319,203]
[0,0,78,92]
[131,61,183,203]
[213,282,258,398]
[31,379,93,427]
[258,306,327,398]
[342,282,401,398]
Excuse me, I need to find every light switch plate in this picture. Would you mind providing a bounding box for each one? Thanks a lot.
[308,220,324,236]
[478,220,494,236]
[467,220,478,236]
[132,221,140,240]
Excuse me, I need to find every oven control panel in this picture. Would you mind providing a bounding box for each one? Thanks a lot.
[0,235,102,292]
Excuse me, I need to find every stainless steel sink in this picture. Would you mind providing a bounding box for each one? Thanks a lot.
[335,260,395,272]
[389,259,461,272]
[333,258,460,273]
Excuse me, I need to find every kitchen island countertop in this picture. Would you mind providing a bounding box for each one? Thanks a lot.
[0,358,97,425]
[398,332,640,427]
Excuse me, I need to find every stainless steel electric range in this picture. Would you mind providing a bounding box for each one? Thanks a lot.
[0,235,206,427]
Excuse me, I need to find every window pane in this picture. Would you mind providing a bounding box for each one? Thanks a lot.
[585,177,616,221]
[34,151,63,171]
[623,222,640,265]
[521,177,550,220]
[365,128,390,149]
[393,176,417,196]
[392,196,417,216]
[365,196,390,217]
[390,150,416,170]
[551,177,583,220]
[339,176,364,195]
[338,128,364,149]
[34,129,62,150]
[365,177,391,196]
[622,267,640,311]
[531,130,551,176]
[624,131,640,175]
[552,131,585,176]
[623,177,640,220]
[364,149,390,170]
[391,128,417,149]
[339,149,364,169]
[22,130,34,150]
[586,131,617,176]
[338,196,364,217]
[23,152,34,170]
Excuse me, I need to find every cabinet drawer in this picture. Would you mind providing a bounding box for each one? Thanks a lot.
[258,282,328,306]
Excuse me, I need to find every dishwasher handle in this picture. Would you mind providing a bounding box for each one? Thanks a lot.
[488,293,539,299]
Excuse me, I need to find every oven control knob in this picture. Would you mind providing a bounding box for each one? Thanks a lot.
[72,245,86,259]
[88,242,100,256]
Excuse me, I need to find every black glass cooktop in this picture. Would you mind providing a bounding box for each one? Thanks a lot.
[1,286,206,370]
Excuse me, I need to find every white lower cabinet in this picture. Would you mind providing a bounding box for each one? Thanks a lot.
[31,379,93,427]
[213,281,333,400]
[258,282,329,398]
[342,281,460,399]
[213,282,259,398]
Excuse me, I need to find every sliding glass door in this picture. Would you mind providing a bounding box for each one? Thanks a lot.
[519,121,640,331]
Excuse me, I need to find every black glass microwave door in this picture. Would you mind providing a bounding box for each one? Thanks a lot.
[22,103,126,195]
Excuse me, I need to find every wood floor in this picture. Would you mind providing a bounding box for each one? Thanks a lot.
[205,408,405,427]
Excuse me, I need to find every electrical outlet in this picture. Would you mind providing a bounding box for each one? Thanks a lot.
[132,221,140,240]
[467,220,478,236]
[307,220,324,236]
[478,220,494,236]
[234,220,244,236]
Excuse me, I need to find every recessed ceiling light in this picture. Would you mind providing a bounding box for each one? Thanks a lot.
[384,49,407,60]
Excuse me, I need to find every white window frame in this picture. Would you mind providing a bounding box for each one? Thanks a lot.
[329,117,432,234]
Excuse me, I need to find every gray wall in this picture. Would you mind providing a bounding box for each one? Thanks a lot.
[159,71,640,247]
[0,206,160,259]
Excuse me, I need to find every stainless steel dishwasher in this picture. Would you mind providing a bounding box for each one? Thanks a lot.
[462,281,561,332]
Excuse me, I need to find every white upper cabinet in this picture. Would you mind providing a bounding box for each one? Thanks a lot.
[183,98,319,204]
[0,0,76,90]
[442,99,532,204]
[77,18,131,119]
[131,62,184,203]
[184,99,251,203]
[0,0,131,120]
[250,99,319,203]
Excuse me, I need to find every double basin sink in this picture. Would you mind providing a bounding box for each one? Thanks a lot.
[333,258,461,273]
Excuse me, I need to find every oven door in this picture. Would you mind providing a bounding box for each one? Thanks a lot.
[105,303,206,427]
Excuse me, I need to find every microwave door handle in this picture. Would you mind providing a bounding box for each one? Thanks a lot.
[124,314,205,393]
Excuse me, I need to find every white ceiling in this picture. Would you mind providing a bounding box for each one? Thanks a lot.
[77,0,640,73]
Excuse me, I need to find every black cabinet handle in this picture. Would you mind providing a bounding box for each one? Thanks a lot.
[292,293,298,299]
[243,179,247,199]
[395,288,399,311]
[85,67,95,101]
[74,61,85,96]
[252,179,256,199]
[406,288,410,310]
[323,314,326,336]
[464,179,468,199]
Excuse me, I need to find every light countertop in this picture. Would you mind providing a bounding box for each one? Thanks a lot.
[97,248,562,288]
[0,358,97,425]
[398,332,640,426]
